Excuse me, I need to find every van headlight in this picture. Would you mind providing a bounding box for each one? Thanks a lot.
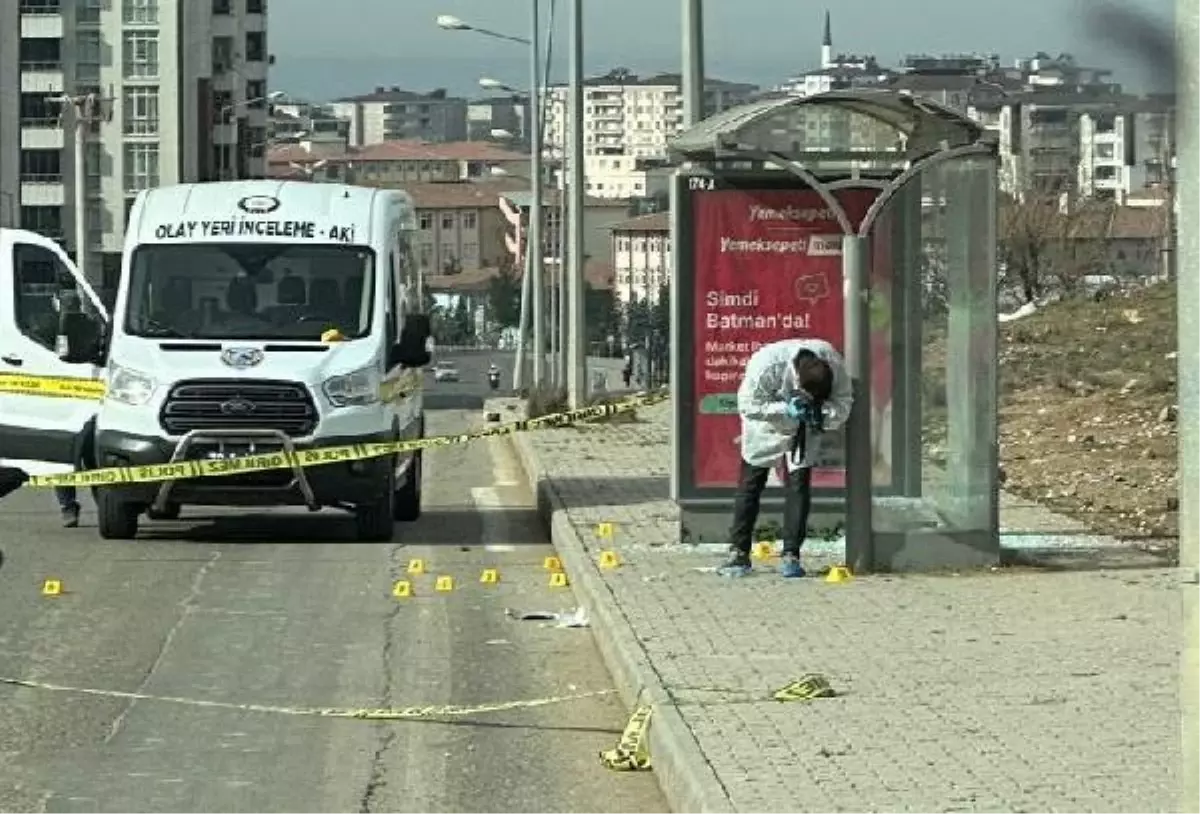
[106,363,157,406]
[323,366,380,407]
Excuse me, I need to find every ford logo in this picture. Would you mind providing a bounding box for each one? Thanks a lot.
[220,398,257,416]
[220,347,264,368]
[237,195,280,214]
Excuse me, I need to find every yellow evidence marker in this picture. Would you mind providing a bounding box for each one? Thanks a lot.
[549,572,569,588]
[41,579,63,597]
[480,569,500,584]
[599,551,620,569]
[596,521,614,539]
[543,556,562,571]
[435,575,454,592]
[407,559,426,575]
[392,580,412,598]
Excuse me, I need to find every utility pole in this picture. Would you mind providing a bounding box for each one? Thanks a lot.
[52,91,112,285]
[681,0,705,127]
[565,0,587,408]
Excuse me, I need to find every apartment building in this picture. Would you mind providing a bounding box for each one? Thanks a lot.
[467,95,528,144]
[329,87,468,146]
[610,211,670,306]
[543,68,757,198]
[1,0,269,288]
[405,181,524,276]
[269,98,350,146]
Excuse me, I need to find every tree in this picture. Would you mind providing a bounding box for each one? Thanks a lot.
[485,261,522,329]
[623,295,653,351]
[452,296,474,342]
[584,283,620,350]
[998,189,1113,304]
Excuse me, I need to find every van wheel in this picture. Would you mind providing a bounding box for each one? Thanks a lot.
[147,503,181,521]
[354,467,396,542]
[97,489,139,540]
[393,450,422,522]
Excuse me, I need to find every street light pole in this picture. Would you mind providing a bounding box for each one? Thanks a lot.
[53,92,111,285]
[528,0,546,387]
[681,0,705,127]
[565,0,586,408]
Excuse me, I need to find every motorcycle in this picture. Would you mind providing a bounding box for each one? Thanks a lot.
[487,372,501,391]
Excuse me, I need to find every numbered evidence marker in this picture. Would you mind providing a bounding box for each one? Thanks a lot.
[752,541,775,560]
[599,550,620,569]
[392,580,412,599]
[406,559,426,575]
[596,521,614,540]
[435,575,454,592]
[542,556,562,572]
[479,568,500,585]
[41,579,63,597]
[549,572,569,588]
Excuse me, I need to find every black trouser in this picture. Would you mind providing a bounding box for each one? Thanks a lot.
[727,459,813,558]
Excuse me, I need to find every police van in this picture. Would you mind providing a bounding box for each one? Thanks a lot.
[1,182,432,542]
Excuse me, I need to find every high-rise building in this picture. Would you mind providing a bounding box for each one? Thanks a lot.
[1,0,270,288]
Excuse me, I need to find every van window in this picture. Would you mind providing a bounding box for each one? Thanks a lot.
[385,251,399,349]
[12,243,98,351]
[124,243,376,340]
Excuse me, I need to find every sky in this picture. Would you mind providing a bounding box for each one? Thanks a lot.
[267,0,1176,102]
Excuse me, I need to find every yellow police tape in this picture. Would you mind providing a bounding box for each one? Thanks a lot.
[24,388,670,489]
[0,675,613,721]
[600,705,653,771]
[0,372,108,400]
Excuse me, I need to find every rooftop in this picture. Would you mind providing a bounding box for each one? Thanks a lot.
[552,67,756,90]
[609,211,670,232]
[335,86,461,104]
[266,139,529,166]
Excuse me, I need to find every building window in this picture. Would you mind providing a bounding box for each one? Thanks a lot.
[245,80,266,108]
[245,31,266,62]
[441,213,455,230]
[19,149,62,182]
[462,242,478,265]
[123,32,159,79]
[212,0,230,13]
[76,32,101,81]
[462,211,477,229]
[418,243,433,269]
[246,0,265,11]
[418,213,433,230]
[211,37,234,72]
[123,86,159,135]
[123,143,160,193]
[123,0,158,24]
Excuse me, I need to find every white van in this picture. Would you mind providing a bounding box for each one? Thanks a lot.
[7,181,432,542]
[0,228,108,477]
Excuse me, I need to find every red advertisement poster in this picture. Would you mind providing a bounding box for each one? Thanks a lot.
[690,187,880,490]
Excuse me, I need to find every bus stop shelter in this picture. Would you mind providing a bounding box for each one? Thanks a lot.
[666,88,1001,573]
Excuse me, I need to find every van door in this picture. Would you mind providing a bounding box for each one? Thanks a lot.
[0,231,108,475]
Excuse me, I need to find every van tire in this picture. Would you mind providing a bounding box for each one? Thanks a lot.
[97,489,139,540]
[354,468,396,542]
[393,450,422,522]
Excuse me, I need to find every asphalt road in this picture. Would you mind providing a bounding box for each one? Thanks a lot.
[0,357,665,813]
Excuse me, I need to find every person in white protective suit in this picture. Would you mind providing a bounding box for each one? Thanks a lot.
[718,338,853,579]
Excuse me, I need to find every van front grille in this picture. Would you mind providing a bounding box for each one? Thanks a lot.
[159,379,318,437]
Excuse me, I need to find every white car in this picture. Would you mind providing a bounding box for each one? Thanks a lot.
[432,362,459,383]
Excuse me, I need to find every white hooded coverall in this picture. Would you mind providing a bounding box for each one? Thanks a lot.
[736,338,854,472]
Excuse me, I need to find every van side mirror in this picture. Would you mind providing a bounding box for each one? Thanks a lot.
[388,313,432,369]
[57,312,106,366]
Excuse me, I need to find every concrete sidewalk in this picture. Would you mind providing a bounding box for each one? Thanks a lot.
[510,401,1183,813]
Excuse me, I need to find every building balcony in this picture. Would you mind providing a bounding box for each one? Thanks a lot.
[19,12,64,39]
[20,120,64,150]
[20,178,66,207]
[20,64,64,94]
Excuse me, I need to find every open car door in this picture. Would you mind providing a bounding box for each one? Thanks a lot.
[0,229,108,476]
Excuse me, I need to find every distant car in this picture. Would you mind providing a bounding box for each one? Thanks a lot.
[432,362,459,383]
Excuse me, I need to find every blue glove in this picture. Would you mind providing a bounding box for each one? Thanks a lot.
[785,396,811,422]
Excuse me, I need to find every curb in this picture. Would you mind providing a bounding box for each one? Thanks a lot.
[510,433,734,814]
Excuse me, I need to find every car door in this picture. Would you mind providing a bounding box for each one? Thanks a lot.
[0,231,108,475]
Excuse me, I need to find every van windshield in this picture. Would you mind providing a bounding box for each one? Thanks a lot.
[124,243,376,340]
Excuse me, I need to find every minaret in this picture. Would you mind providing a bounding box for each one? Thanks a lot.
[821,10,833,69]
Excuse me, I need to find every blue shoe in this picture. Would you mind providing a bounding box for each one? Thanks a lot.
[779,555,806,579]
[717,553,752,578]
